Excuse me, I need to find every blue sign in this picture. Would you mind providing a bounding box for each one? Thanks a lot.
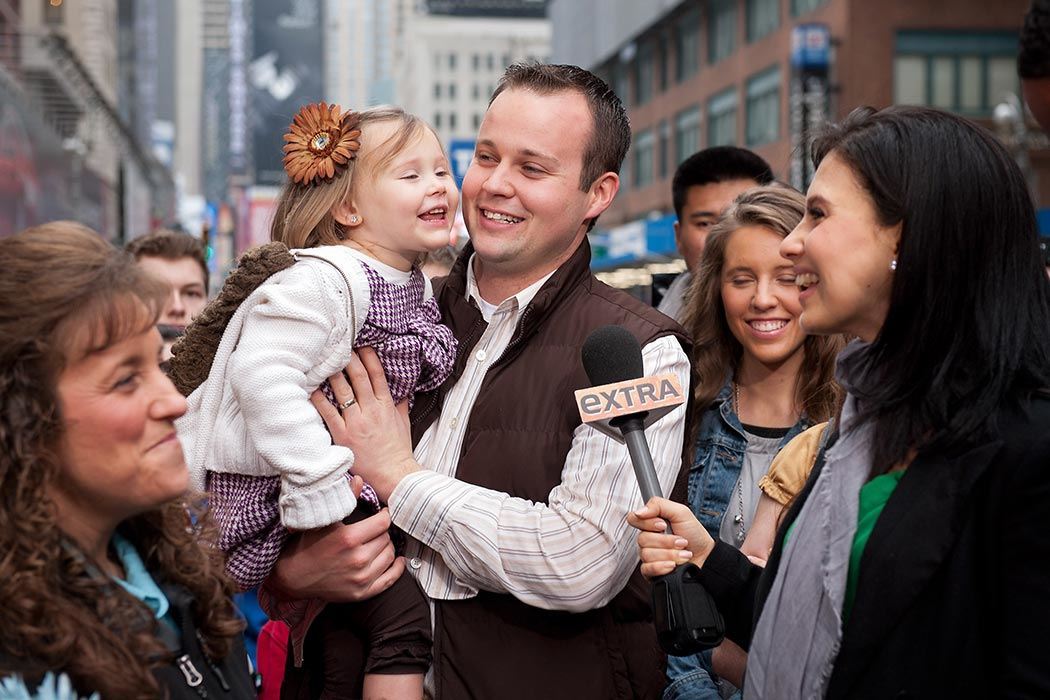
[448,139,476,188]
[791,24,830,71]
[1038,207,1050,235]
[590,213,680,271]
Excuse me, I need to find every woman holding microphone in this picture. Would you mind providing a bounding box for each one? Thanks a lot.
[631,106,1050,698]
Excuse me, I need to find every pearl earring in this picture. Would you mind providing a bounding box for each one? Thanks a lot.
[890,259,898,271]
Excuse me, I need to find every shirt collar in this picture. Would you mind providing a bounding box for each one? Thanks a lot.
[465,253,556,323]
[110,532,170,620]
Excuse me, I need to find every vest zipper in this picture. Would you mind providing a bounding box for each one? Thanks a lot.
[493,306,533,367]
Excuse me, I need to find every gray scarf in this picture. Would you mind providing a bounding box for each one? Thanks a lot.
[744,341,874,699]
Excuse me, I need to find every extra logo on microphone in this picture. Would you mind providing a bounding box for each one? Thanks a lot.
[575,374,686,424]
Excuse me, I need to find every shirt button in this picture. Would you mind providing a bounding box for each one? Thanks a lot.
[475,349,487,362]
[409,557,423,570]
[449,417,459,429]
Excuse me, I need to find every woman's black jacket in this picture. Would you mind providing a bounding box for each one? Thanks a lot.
[697,394,1050,699]
[0,581,258,699]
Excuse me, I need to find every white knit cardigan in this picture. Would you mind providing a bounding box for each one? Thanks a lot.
[176,245,374,531]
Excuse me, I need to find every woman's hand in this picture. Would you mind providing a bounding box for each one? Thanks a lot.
[627,497,716,579]
[311,347,421,502]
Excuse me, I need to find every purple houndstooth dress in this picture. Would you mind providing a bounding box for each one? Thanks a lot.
[208,263,456,589]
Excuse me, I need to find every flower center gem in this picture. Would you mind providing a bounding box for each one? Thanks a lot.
[309,131,332,154]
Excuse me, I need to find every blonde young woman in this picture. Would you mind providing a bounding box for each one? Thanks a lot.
[669,186,842,700]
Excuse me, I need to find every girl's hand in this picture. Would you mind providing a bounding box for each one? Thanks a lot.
[627,497,716,579]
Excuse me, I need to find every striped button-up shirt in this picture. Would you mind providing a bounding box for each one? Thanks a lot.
[389,256,691,612]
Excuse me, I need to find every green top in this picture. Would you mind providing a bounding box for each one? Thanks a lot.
[843,470,904,620]
[782,470,904,620]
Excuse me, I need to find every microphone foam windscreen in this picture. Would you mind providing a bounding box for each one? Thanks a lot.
[581,325,644,386]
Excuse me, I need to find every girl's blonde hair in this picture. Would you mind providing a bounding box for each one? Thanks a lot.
[271,106,430,249]
[683,185,844,422]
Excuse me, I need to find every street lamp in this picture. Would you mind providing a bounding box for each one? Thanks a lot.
[993,92,1044,198]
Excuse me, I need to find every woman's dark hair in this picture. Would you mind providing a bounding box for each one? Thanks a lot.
[812,106,1050,472]
[0,222,243,698]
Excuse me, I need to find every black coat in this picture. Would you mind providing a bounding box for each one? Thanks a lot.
[152,583,259,699]
[0,582,258,700]
[698,393,1050,699]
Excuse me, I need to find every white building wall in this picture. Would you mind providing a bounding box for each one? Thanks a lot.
[327,0,399,109]
[175,0,203,198]
[395,12,551,146]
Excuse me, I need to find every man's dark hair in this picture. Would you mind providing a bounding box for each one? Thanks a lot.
[491,62,631,194]
[1020,0,1050,78]
[125,229,209,289]
[671,146,774,220]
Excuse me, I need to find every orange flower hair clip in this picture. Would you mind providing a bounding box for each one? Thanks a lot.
[282,102,362,185]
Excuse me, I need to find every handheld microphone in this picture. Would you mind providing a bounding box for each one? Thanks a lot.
[579,325,724,656]
[579,326,680,503]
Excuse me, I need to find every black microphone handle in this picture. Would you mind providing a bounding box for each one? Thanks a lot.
[617,416,663,505]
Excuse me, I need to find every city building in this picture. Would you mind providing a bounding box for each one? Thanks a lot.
[0,0,173,239]
[325,0,406,108]
[550,0,1046,273]
[394,0,551,147]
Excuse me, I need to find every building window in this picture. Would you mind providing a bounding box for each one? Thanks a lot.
[709,0,737,64]
[747,0,779,42]
[746,65,780,146]
[450,113,457,130]
[675,105,702,165]
[892,31,1021,116]
[449,83,456,99]
[675,7,701,81]
[792,0,828,16]
[656,39,668,92]
[612,62,629,104]
[434,113,442,128]
[487,53,495,70]
[635,42,654,105]
[708,88,738,147]
[434,83,441,99]
[658,120,671,180]
[472,53,480,70]
[473,113,482,130]
[472,83,480,99]
[633,129,655,189]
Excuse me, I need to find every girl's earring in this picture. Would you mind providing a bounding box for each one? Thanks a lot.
[349,215,361,225]
[889,259,898,271]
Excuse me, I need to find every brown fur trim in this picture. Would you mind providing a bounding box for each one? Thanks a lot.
[168,242,297,396]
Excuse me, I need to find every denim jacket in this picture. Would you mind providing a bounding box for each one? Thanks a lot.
[666,378,809,700]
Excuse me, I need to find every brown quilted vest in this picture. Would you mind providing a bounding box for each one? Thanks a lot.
[410,239,694,700]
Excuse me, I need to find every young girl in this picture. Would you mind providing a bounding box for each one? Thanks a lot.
[174,103,458,700]
[671,185,843,698]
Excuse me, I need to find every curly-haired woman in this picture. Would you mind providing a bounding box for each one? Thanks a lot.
[0,222,256,699]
